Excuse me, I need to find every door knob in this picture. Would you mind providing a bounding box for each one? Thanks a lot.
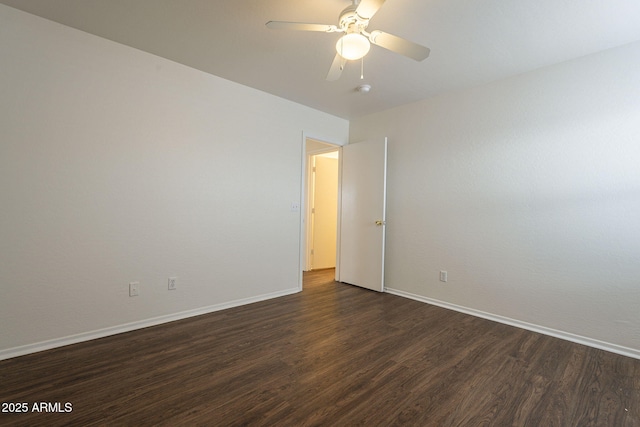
[375,220,385,226]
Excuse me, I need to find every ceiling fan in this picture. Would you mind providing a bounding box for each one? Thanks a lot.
[266,0,430,81]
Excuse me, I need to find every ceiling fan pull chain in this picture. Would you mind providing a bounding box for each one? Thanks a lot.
[361,57,365,79]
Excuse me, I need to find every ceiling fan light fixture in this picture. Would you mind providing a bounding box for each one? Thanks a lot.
[336,33,370,60]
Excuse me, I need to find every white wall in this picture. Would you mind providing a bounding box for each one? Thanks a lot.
[0,4,348,358]
[350,41,640,357]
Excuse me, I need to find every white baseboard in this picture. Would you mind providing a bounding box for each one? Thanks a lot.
[385,287,640,361]
[0,287,300,361]
[5,286,638,362]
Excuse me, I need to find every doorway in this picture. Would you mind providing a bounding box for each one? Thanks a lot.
[304,139,340,272]
[300,137,388,292]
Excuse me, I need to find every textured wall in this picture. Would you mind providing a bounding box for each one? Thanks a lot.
[350,41,640,356]
[0,4,348,357]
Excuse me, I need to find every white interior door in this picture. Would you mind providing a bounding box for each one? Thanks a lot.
[337,138,387,292]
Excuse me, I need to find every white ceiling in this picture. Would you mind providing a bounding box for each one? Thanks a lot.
[3,0,640,119]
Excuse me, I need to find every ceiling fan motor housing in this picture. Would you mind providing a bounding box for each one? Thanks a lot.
[339,5,369,33]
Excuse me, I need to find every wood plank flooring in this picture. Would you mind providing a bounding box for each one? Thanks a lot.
[1,268,639,426]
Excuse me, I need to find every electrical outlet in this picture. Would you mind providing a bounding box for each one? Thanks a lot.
[439,271,448,283]
[168,277,177,290]
[129,281,140,297]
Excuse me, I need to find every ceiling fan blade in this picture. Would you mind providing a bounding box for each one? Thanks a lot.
[266,21,338,32]
[355,0,386,20]
[326,54,347,81]
[369,30,430,61]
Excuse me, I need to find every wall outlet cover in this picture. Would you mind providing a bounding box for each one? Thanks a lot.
[129,281,140,297]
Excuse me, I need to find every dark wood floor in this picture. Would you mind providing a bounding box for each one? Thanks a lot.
[1,269,639,426]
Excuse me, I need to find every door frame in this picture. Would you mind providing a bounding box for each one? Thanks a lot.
[298,135,343,290]
[305,148,340,271]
